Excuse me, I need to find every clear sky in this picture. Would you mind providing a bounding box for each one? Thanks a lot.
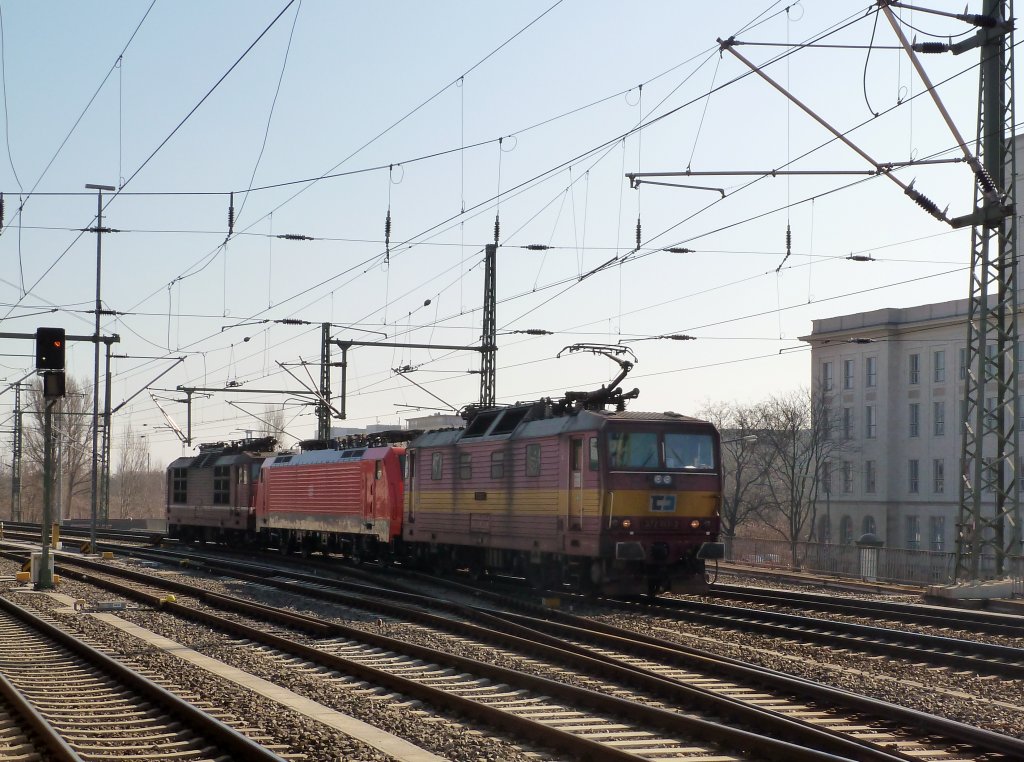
[0,1,1010,469]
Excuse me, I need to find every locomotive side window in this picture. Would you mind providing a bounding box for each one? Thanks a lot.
[213,465,231,504]
[608,431,658,468]
[588,437,599,470]
[665,432,716,470]
[525,444,541,476]
[431,452,443,480]
[238,467,248,485]
[375,461,383,480]
[490,451,504,478]
[403,454,410,478]
[458,453,472,480]
[171,468,187,503]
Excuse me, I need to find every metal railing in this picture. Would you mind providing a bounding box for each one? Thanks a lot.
[724,536,1023,592]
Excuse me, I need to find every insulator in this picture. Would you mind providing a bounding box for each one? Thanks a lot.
[0,192,4,232]
[666,247,693,254]
[277,233,313,241]
[975,164,997,196]
[913,41,948,54]
[904,185,946,222]
[786,223,792,253]
[635,217,641,250]
[847,254,875,262]
[494,214,500,244]
[384,209,392,264]
[227,192,235,235]
[960,13,997,28]
[524,244,551,251]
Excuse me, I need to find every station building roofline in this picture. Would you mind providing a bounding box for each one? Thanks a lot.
[799,296,975,343]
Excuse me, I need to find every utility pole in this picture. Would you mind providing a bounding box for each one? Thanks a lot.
[10,383,23,521]
[955,0,1018,581]
[86,182,115,556]
[318,322,331,440]
[480,243,497,407]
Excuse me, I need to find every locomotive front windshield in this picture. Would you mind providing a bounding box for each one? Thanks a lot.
[607,430,716,471]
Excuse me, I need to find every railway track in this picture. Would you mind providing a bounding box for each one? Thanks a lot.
[34,544,1024,762]
[0,593,286,762]
[707,582,1024,638]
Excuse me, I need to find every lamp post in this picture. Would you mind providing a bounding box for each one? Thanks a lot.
[86,183,115,555]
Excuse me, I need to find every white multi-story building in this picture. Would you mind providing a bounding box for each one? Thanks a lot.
[801,298,980,552]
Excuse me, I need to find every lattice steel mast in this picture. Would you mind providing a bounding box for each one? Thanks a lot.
[956,0,1019,580]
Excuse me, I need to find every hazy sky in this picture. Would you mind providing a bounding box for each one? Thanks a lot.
[0,1,1009,468]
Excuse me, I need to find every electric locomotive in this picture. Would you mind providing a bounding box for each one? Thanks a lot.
[166,436,276,544]
[404,345,724,595]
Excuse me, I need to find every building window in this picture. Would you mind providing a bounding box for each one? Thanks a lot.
[864,460,876,493]
[909,459,919,494]
[490,451,505,479]
[933,350,946,382]
[213,465,230,505]
[905,515,921,550]
[171,468,187,503]
[431,452,443,481]
[909,403,920,437]
[866,356,877,387]
[933,401,945,436]
[933,458,944,494]
[525,444,541,477]
[843,407,853,440]
[843,359,854,390]
[842,461,853,493]
[930,516,945,552]
[909,353,920,384]
[865,405,876,438]
[822,361,834,392]
[458,453,472,480]
[822,461,832,494]
[840,515,854,544]
[959,347,967,380]
[862,515,877,535]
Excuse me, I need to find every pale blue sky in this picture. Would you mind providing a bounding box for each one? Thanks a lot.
[0,1,1006,467]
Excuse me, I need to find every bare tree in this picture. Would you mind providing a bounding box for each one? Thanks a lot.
[113,424,150,520]
[750,387,840,566]
[699,399,772,542]
[25,376,93,521]
[260,403,286,443]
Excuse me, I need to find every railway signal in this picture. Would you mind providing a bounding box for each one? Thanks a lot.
[35,326,65,370]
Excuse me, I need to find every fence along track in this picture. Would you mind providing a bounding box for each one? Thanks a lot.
[0,595,286,762]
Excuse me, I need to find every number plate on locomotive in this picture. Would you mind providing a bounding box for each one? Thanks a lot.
[650,495,677,512]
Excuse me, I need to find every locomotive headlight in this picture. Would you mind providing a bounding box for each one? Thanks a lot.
[660,474,672,487]
[653,474,665,485]
[690,519,701,529]
[621,519,632,529]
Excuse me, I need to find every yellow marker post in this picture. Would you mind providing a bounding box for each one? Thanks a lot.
[51,523,60,550]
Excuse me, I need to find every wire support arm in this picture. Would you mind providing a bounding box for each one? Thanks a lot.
[879,3,1004,207]
[717,36,953,226]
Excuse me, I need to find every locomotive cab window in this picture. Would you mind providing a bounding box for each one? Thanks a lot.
[588,437,599,470]
[431,452,443,481]
[665,432,716,470]
[608,432,658,468]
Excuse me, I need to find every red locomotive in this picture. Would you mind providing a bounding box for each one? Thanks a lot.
[166,345,724,594]
[254,444,405,559]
